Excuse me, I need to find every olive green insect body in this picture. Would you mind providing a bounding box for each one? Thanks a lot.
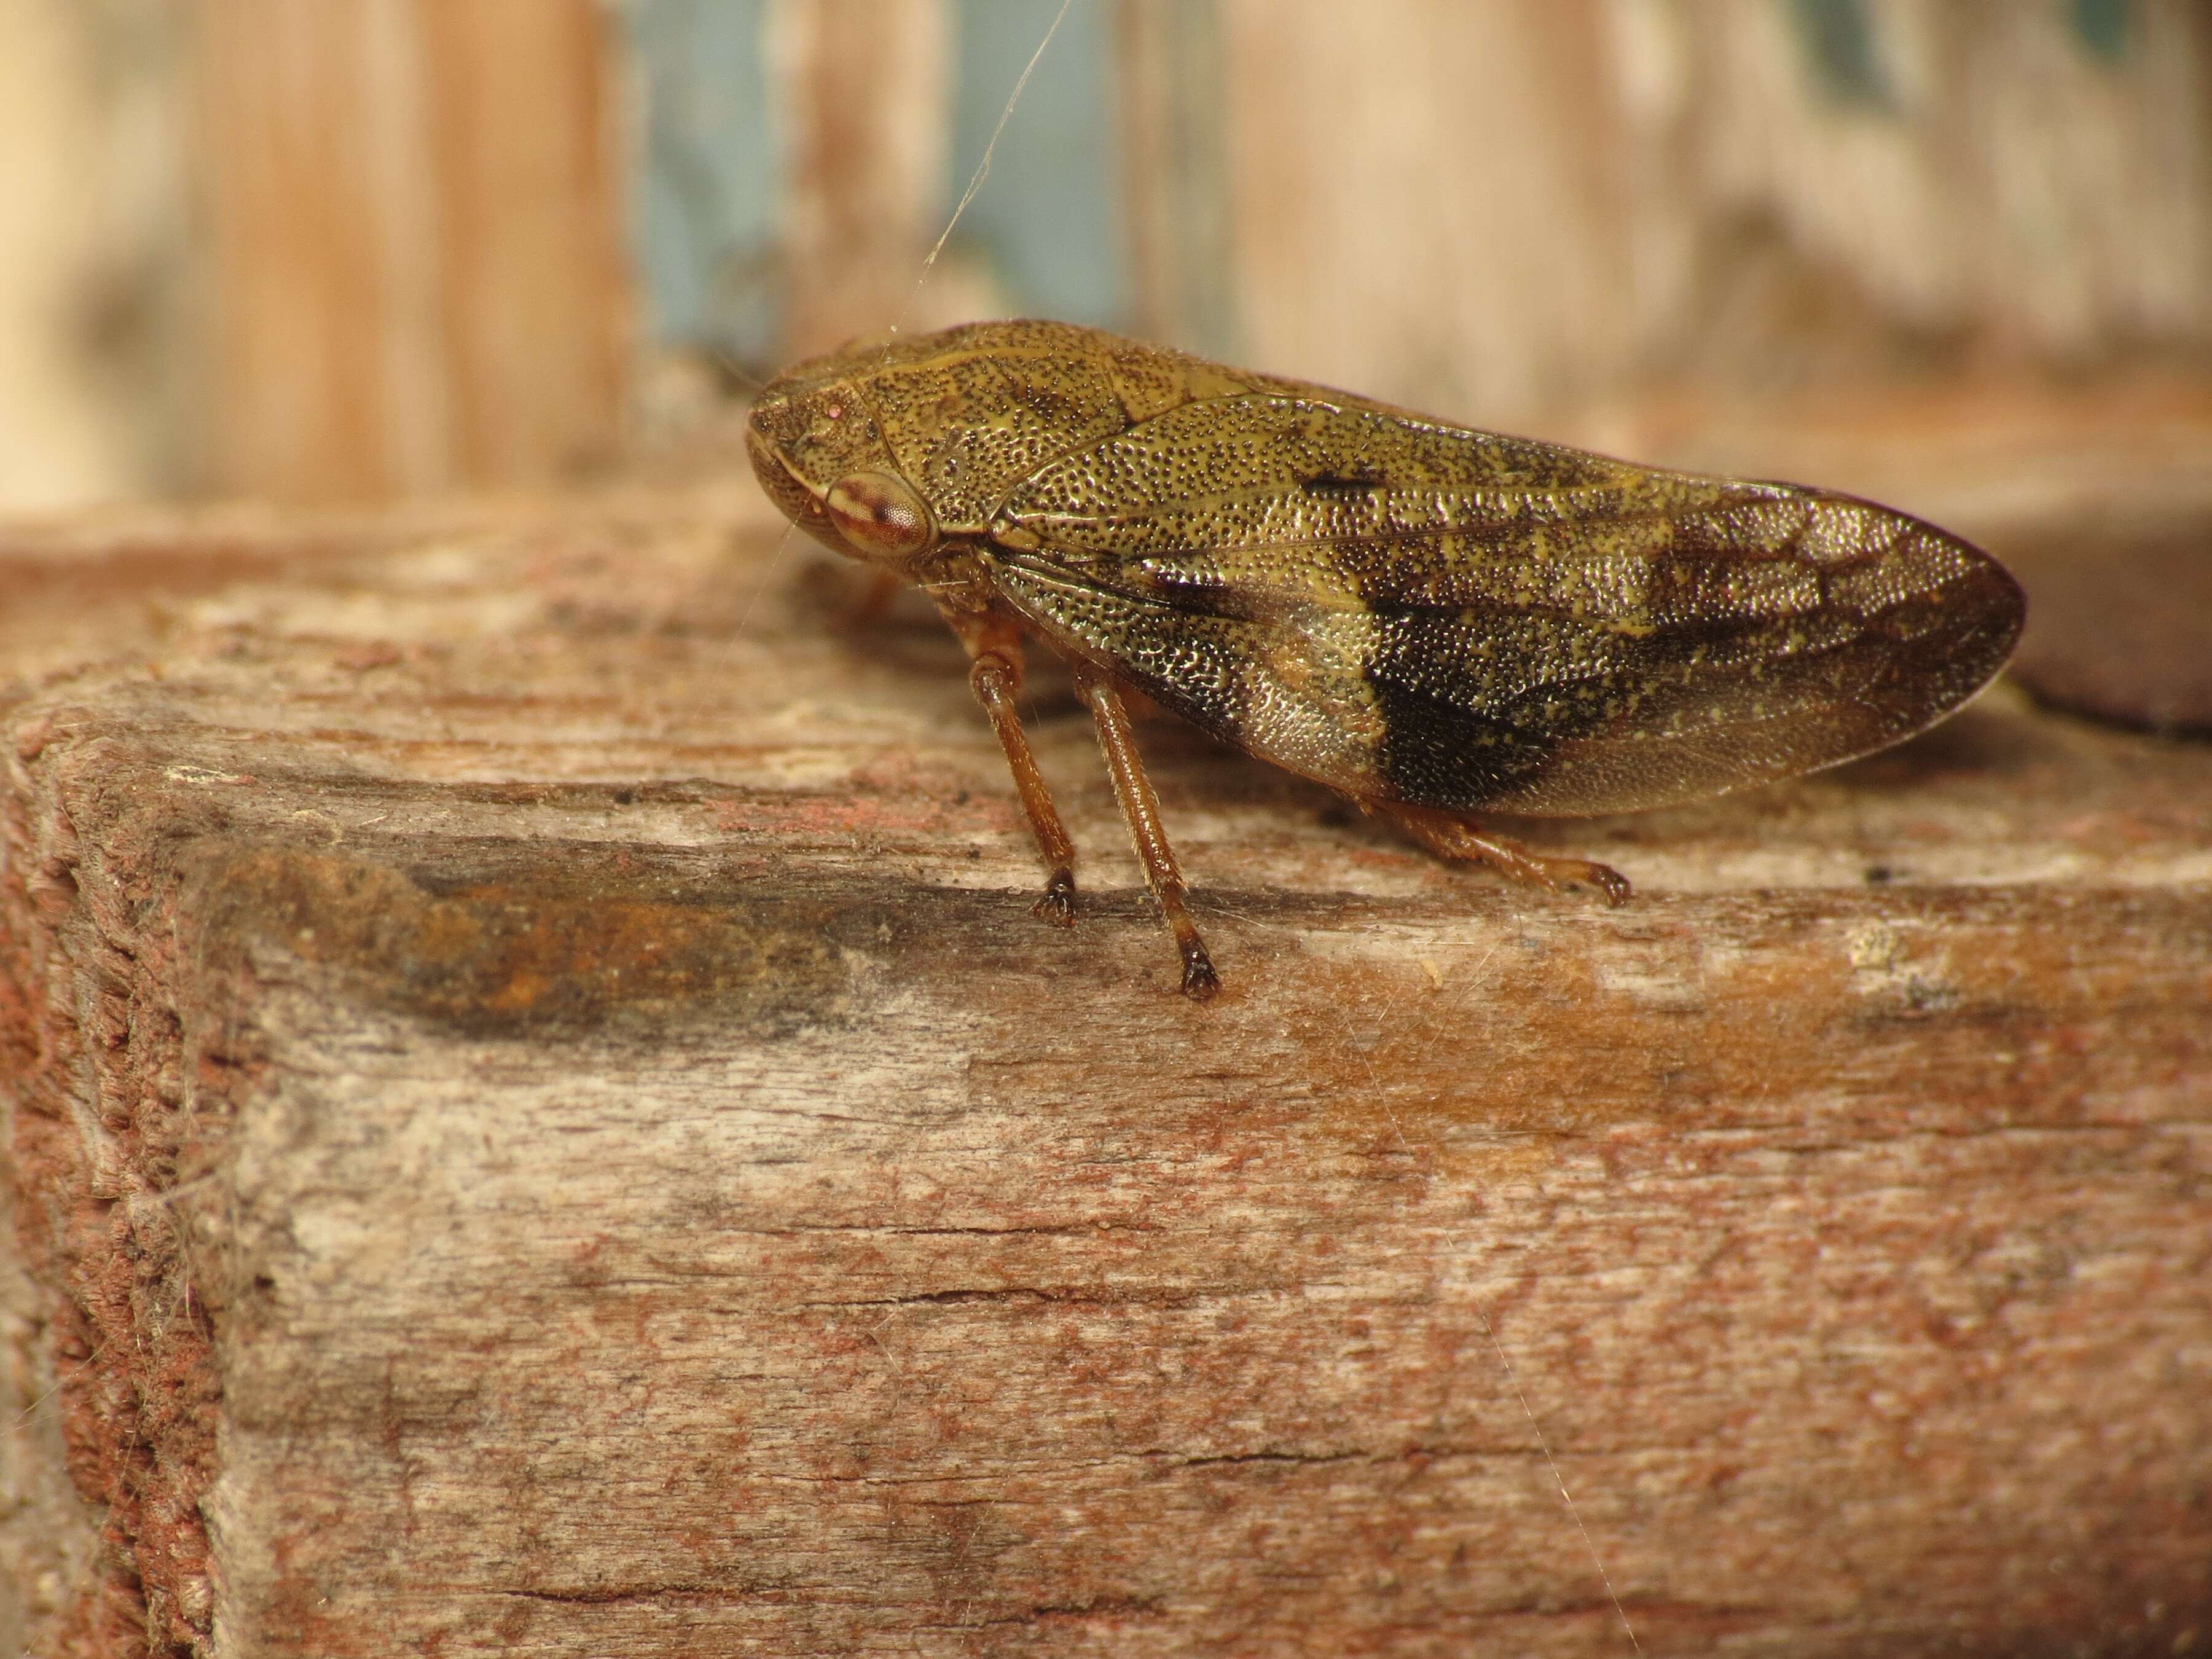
[747,320,2024,998]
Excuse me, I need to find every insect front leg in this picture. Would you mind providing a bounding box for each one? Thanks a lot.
[1379,802,1633,907]
[936,603,1080,927]
[1070,662,1220,1002]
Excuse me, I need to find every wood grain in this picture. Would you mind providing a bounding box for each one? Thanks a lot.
[2,456,2209,1655]
[189,0,627,502]
[766,0,952,359]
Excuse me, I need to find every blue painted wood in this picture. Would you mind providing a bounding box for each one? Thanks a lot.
[624,0,1127,363]
[1786,0,1893,111]
[2071,0,2132,63]
[947,0,1128,328]
[623,0,780,362]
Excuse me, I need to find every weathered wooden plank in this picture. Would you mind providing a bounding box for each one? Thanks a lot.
[1214,0,2212,424]
[2,461,2209,1655]
[765,0,952,359]
[187,0,627,501]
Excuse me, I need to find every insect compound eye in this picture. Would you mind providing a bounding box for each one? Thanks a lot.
[823,471,936,561]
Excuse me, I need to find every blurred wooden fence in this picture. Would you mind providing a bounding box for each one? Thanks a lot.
[192,0,629,501]
[0,0,2205,507]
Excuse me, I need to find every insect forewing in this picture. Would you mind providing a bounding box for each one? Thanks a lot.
[984,379,2024,817]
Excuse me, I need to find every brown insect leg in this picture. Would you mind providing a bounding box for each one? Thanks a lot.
[940,608,1080,925]
[1379,802,1633,907]
[1072,664,1220,1000]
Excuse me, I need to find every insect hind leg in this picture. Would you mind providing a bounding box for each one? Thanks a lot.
[1072,664,1220,1000]
[1380,802,1631,907]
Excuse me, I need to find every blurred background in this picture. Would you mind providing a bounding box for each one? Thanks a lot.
[1,0,2206,724]
[3,0,2206,498]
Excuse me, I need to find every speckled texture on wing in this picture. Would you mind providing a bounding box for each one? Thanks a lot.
[753,320,1277,534]
[986,393,2025,816]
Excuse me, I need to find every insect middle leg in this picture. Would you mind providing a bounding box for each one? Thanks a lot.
[1379,801,1632,906]
[1070,663,1220,1000]
[941,608,1080,925]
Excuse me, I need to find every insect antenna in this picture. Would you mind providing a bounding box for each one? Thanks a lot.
[723,516,805,656]
[704,340,769,398]
[734,2,1070,649]
[1479,1306,1644,1653]
[873,0,1074,367]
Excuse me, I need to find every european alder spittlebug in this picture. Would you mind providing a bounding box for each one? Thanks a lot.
[747,321,2025,998]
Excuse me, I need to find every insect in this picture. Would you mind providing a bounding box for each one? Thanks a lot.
[746,320,2025,999]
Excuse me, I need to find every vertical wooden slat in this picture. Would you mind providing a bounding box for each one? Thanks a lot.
[1188,1,2212,425]
[1115,0,1237,357]
[194,4,394,501]
[190,0,626,503]
[1628,0,2212,368]
[765,0,951,359]
[1217,0,1632,427]
[0,0,139,512]
[415,0,629,485]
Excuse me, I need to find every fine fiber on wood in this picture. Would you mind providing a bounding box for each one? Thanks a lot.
[1,467,2209,1656]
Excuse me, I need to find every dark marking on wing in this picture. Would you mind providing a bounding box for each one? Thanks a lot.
[1300,466,1384,495]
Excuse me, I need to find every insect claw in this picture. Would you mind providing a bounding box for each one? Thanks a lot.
[1379,804,1633,909]
[1536,853,1633,906]
[1033,871,1077,927]
[1580,862,1633,907]
[1179,943,1221,1001]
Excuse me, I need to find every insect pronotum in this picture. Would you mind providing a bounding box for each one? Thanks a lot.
[747,320,2025,998]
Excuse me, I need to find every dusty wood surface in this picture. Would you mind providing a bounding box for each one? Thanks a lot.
[2,426,2210,1657]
